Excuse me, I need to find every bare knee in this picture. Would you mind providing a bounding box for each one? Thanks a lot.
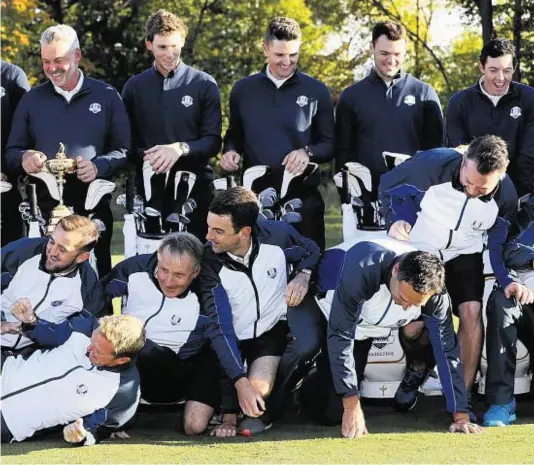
[458,301,482,331]
[183,401,213,436]
[401,321,425,341]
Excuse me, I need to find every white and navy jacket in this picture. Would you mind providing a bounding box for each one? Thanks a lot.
[101,254,206,358]
[318,240,468,414]
[1,237,102,350]
[379,148,518,288]
[198,219,320,341]
[1,316,140,443]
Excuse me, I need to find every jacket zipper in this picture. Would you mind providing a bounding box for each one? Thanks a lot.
[444,197,469,250]
[1,365,89,401]
[11,275,56,350]
[375,297,393,325]
[143,295,166,329]
[244,270,261,339]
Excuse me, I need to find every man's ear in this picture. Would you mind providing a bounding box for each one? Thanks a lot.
[478,62,485,75]
[262,41,269,57]
[193,265,201,279]
[75,251,91,264]
[146,40,153,52]
[114,356,131,366]
[391,262,399,277]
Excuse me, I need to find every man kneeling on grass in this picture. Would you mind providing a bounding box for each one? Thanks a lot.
[316,239,483,438]
[1,305,145,445]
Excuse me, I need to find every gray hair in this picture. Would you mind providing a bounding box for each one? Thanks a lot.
[157,232,204,270]
[40,24,80,52]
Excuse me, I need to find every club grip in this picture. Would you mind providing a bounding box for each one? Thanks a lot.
[125,164,135,213]
[27,183,38,217]
[226,175,235,190]
[342,169,350,205]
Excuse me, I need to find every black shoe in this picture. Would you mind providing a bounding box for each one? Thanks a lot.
[237,413,272,436]
[394,367,429,412]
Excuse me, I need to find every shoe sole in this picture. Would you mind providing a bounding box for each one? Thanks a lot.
[238,422,273,437]
[484,414,516,427]
[394,395,418,413]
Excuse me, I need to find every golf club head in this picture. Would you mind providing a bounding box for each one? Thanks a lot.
[284,198,303,211]
[182,198,198,215]
[166,213,191,225]
[145,207,162,218]
[261,209,275,220]
[258,187,277,208]
[116,193,127,207]
[281,212,302,224]
[351,197,364,208]
[91,218,107,233]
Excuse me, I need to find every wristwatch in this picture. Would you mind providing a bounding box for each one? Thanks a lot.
[179,142,190,155]
[303,146,314,159]
[299,268,312,276]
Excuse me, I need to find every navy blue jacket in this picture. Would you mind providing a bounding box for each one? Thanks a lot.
[1,60,30,176]
[335,69,443,174]
[379,148,517,288]
[122,63,222,181]
[223,67,334,184]
[320,241,468,413]
[447,81,534,197]
[6,76,129,206]
[503,196,534,270]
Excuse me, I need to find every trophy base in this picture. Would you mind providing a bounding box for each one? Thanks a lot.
[46,205,72,235]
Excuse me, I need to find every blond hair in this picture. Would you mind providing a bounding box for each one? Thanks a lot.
[98,315,146,357]
[56,215,99,251]
[146,10,188,42]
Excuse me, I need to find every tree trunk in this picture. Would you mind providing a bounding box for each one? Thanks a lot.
[513,0,522,82]
[478,0,494,44]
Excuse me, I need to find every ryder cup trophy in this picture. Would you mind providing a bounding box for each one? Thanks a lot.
[44,142,76,234]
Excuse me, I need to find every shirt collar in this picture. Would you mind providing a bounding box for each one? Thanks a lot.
[265,65,294,88]
[227,241,253,267]
[53,70,84,102]
[478,77,508,107]
[153,60,182,79]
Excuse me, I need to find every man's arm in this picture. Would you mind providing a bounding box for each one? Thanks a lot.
[272,221,321,272]
[422,292,469,414]
[22,313,96,348]
[334,89,353,172]
[222,83,244,155]
[5,94,32,174]
[121,79,145,165]
[181,80,222,164]
[79,262,105,317]
[445,92,470,148]
[421,86,444,149]
[512,93,534,197]
[91,88,130,179]
[307,84,335,163]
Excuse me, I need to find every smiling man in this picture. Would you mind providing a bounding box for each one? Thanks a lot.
[379,135,534,418]
[314,239,481,437]
[335,21,443,226]
[122,10,222,242]
[447,38,534,197]
[219,17,334,250]
[1,215,103,352]
[1,308,145,445]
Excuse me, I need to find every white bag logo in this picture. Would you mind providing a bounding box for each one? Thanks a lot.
[0,87,5,98]
[89,103,101,114]
[404,95,416,106]
[181,95,193,107]
[510,106,522,119]
[296,95,308,107]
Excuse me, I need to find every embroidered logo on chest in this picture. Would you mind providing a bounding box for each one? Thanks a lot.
[51,300,64,307]
[170,314,182,326]
[76,384,88,396]
[89,103,101,114]
[267,267,277,278]
[296,95,308,107]
[403,95,416,106]
[510,106,522,119]
[396,319,407,326]
[181,95,193,107]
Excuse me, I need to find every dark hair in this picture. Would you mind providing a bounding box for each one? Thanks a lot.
[465,135,509,175]
[265,17,301,43]
[158,232,203,270]
[209,187,259,232]
[397,251,445,295]
[146,9,188,42]
[372,21,406,45]
[480,38,516,66]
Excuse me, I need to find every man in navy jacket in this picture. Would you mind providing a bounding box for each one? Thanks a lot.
[6,25,130,278]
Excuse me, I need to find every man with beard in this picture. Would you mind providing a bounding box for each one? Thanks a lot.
[122,10,221,241]
[447,38,534,197]
[335,21,443,226]
[5,24,130,278]
[1,215,103,352]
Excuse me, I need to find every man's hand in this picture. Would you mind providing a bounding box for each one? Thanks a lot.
[76,157,98,183]
[449,420,484,434]
[235,377,265,418]
[219,151,241,172]
[210,413,237,437]
[504,282,534,305]
[1,321,22,335]
[341,395,368,439]
[10,298,36,324]
[63,418,87,443]
[282,149,309,175]
[22,150,47,174]
[144,144,185,174]
[110,430,131,440]
[286,271,310,307]
[388,220,412,241]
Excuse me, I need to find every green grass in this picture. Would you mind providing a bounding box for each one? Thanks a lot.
[6,208,534,463]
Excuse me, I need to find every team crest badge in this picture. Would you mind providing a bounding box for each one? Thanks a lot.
[89,103,101,114]
[267,267,277,278]
[0,87,5,98]
[181,95,193,107]
[296,95,308,107]
[51,300,64,307]
[76,384,88,395]
[396,319,407,326]
[404,95,416,106]
[170,315,182,326]
[510,106,522,119]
